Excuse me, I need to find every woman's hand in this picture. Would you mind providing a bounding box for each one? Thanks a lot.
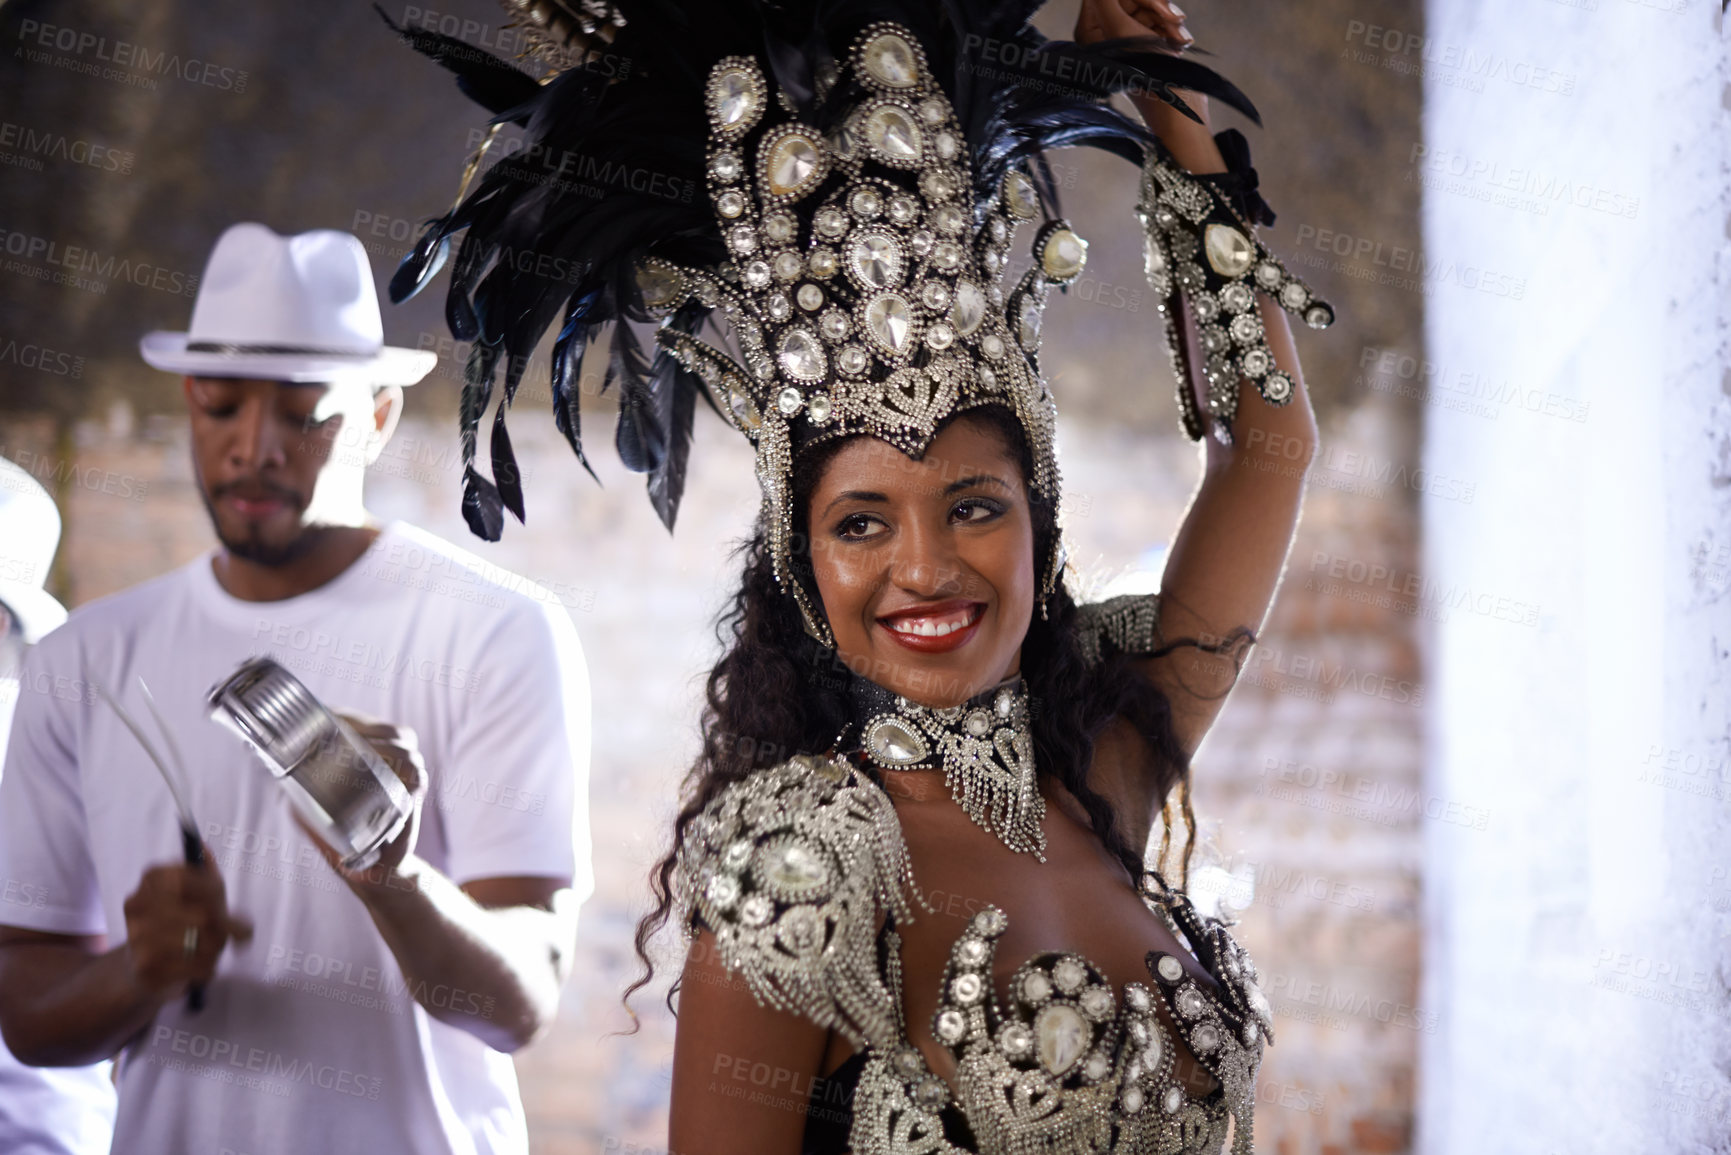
[1074,0,1191,49]
[1074,0,1226,175]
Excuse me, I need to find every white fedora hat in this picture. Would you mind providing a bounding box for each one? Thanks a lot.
[139,222,437,386]
[0,458,68,644]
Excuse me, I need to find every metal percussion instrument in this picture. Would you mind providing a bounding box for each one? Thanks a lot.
[206,658,412,871]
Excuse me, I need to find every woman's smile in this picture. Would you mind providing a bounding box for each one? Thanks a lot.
[876,600,986,653]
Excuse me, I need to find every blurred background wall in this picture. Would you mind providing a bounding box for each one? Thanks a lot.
[1,0,1663,1152]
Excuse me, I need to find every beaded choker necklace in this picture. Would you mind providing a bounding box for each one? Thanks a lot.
[848,674,1046,860]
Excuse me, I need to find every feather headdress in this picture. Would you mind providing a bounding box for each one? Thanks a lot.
[386,0,1259,640]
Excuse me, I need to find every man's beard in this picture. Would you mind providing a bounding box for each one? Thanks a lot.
[199,483,325,568]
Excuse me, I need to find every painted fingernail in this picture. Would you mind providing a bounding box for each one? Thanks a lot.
[1168,3,1187,17]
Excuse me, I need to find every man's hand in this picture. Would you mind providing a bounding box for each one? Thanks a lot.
[121,857,252,998]
[295,713,428,886]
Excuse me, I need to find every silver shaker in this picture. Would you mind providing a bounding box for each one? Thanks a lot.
[206,658,412,870]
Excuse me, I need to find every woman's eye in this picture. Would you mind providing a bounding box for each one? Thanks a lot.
[836,514,883,540]
[952,499,1003,524]
[202,405,238,419]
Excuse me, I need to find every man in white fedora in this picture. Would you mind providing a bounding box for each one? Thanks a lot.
[0,223,593,1155]
[0,459,116,1155]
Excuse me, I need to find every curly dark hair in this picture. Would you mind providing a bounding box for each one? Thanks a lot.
[623,405,1199,1020]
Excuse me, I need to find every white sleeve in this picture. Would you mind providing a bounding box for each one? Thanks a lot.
[0,642,107,936]
[435,598,592,901]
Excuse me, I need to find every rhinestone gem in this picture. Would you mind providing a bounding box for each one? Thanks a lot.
[1222,282,1255,312]
[820,311,851,341]
[1306,303,1335,329]
[1280,281,1309,310]
[1230,313,1262,344]
[932,242,963,271]
[1005,171,1038,218]
[1020,971,1052,1004]
[1256,260,1284,289]
[636,264,681,308]
[999,1022,1033,1057]
[705,873,739,908]
[1129,1019,1149,1045]
[909,230,934,258]
[740,894,773,927]
[1204,223,1255,277]
[983,250,1001,273]
[1034,1004,1089,1077]
[980,334,1004,360]
[851,188,883,219]
[839,345,868,375]
[1192,1023,1219,1053]
[919,97,947,123]
[920,281,951,311]
[1202,324,1229,354]
[729,225,757,254]
[1193,295,1220,322]
[1122,1085,1145,1114]
[797,283,824,311]
[925,321,954,351]
[1163,1086,1184,1114]
[1246,980,1272,1021]
[934,205,965,235]
[723,839,753,870]
[989,217,1008,242]
[977,366,997,389]
[864,105,922,162]
[712,152,742,181]
[1052,957,1087,995]
[1145,1026,1163,1068]
[777,386,804,416]
[1156,955,1184,983]
[935,1008,966,1044]
[1018,298,1041,348]
[806,394,833,424]
[762,215,796,245]
[913,1076,947,1110]
[862,32,918,88]
[995,688,1014,716]
[921,169,955,201]
[776,906,821,952]
[868,715,928,764]
[744,261,771,288]
[848,232,902,289]
[950,281,986,335]
[864,293,914,355]
[774,254,804,284]
[1177,988,1206,1019]
[767,293,792,322]
[1041,228,1088,281]
[952,973,983,1005]
[816,208,849,238]
[766,133,823,197]
[1264,372,1293,402]
[765,840,827,892]
[893,1047,923,1078]
[712,67,759,128]
[1080,986,1114,1021]
[935,131,959,160]
[1143,233,1167,277]
[964,709,991,737]
[1241,349,1271,377]
[717,190,746,218]
[1243,1020,1259,1046]
[1084,1052,1111,1081]
[728,391,761,430]
[1126,985,1151,1012]
[973,908,1007,936]
[888,194,919,224]
[808,248,839,278]
[958,937,987,965]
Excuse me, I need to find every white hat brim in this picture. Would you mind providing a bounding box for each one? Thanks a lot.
[0,581,67,644]
[140,331,437,387]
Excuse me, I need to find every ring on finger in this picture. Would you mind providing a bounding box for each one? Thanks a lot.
[183,925,199,959]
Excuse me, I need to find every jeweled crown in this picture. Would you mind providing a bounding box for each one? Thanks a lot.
[635,24,1089,613]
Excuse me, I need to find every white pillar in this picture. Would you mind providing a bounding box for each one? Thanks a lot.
[1417,3,1730,1151]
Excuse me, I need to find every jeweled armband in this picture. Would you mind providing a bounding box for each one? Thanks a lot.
[1074,594,1164,668]
[1136,137,1334,444]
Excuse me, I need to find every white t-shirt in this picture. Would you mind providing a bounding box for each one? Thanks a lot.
[0,522,592,1155]
[0,678,118,1155]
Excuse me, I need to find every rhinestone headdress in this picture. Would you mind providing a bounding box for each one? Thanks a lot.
[388,2,1260,641]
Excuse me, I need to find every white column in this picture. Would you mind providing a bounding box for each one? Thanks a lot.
[1417,3,1729,1151]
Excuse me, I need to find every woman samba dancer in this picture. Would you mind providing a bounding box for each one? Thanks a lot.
[394,0,1333,1150]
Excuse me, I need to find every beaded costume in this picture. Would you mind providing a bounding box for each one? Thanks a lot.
[390,3,1326,1151]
